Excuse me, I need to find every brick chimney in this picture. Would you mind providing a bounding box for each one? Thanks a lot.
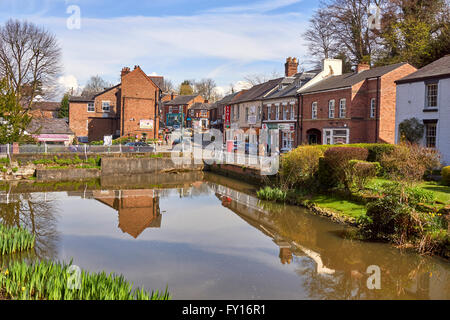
[285,57,299,77]
[121,67,130,77]
[356,63,370,73]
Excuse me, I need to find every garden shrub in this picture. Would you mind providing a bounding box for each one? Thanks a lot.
[318,156,336,189]
[361,182,437,242]
[380,143,441,182]
[348,160,381,191]
[321,147,368,190]
[442,166,450,186]
[280,146,324,188]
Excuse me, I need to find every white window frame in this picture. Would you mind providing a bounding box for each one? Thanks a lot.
[339,99,346,118]
[426,83,438,108]
[323,128,350,145]
[102,101,110,112]
[290,103,295,120]
[87,102,95,112]
[275,104,280,120]
[328,100,335,119]
[257,106,261,121]
[267,105,271,121]
[312,102,318,119]
[370,98,376,118]
[283,105,288,120]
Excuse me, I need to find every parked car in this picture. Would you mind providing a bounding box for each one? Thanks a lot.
[124,142,155,152]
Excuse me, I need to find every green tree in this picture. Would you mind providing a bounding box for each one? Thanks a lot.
[58,92,69,118]
[179,80,194,95]
[398,118,424,144]
[0,79,33,144]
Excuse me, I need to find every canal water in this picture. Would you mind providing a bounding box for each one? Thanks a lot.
[1,172,449,300]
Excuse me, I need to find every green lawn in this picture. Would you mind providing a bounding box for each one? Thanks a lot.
[311,194,367,219]
[368,178,450,205]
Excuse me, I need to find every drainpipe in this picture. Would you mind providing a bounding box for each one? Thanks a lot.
[297,94,303,145]
[375,76,380,143]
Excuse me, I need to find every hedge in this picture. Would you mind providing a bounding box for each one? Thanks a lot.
[293,144,394,162]
[442,166,450,186]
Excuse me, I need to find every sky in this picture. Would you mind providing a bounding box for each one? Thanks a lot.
[0,0,321,98]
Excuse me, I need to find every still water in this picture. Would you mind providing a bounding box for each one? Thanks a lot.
[0,172,449,300]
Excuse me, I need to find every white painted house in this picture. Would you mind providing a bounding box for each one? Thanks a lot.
[395,55,450,165]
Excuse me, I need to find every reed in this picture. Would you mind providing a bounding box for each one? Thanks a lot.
[257,186,287,202]
[0,260,171,300]
[0,225,35,255]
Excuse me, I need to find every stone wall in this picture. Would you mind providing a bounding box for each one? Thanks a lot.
[36,168,101,182]
[101,157,204,175]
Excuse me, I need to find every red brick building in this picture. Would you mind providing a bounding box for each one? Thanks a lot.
[162,94,204,128]
[297,62,417,145]
[27,101,61,119]
[69,66,162,142]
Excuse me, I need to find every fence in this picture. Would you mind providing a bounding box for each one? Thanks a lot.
[0,143,160,155]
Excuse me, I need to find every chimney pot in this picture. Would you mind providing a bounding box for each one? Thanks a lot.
[121,67,130,77]
[285,56,299,77]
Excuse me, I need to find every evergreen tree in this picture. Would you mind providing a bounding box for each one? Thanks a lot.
[179,80,194,95]
[58,92,70,118]
[0,79,33,144]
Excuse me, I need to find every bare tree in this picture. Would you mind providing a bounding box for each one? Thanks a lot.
[162,78,175,93]
[194,78,218,101]
[303,8,337,59]
[323,0,385,64]
[81,75,113,97]
[0,19,62,108]
[244,70,282,86]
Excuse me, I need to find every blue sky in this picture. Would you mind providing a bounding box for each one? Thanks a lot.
[0,0,320,97]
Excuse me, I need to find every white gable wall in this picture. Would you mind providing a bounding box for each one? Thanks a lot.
[395,77,450,166]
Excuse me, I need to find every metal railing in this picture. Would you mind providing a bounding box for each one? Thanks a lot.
[0,143,162,155]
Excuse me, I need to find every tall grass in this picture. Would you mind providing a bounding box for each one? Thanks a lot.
[257,186,287,202]
[0,260,171,300]
[0,225,35,255]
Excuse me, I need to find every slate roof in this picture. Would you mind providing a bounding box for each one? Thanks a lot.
[163,95,200,105]
[190,102,216,110]
[396,55,450,84]
[232,78,284,104]
[29,101,61,111]
[148,76,164,90]
[265,72,318,100]
[69,95,95,102]
[300,62,408,94]
[27,118,73,135]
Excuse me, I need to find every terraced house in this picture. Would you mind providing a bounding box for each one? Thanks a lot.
[297,62,417,145]
[262,68,318,152]
[162,94,205,128]
[69,66,163,142]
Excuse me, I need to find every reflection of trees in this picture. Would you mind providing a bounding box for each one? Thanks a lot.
[0,193,60,261]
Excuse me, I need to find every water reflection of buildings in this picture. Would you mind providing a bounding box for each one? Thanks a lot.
[208,180,449,299]
[67,189,161,239]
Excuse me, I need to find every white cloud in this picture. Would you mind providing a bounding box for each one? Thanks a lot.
[11,10,310,94]
[58,74,80,91]
[204,0,303,14]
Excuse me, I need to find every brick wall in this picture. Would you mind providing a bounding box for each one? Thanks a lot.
[378,64,417,143]
[69,101,90,137]
[121,67,160,139]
